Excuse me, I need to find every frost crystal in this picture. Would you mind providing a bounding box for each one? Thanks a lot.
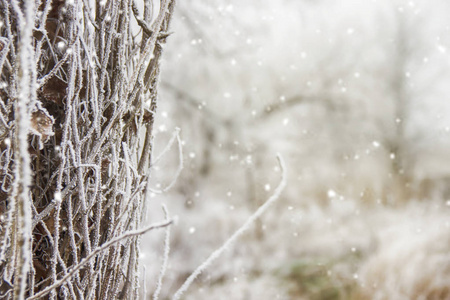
[57,41,66,50]
[54,192,62,203]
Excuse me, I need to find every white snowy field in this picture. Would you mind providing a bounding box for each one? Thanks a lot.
[140,0,450,299]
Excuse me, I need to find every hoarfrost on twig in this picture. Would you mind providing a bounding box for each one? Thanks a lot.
[153,205,172,300]
[172,154,287,300]
[28,219,174,300]
[0,0,177,298]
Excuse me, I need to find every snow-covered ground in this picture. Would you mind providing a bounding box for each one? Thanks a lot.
[142,187,450,299]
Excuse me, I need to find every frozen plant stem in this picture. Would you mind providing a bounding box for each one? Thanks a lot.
[153,205,172,300]
[172,154,287,300]
[11,0,36,299]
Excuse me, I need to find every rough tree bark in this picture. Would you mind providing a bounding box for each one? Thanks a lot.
[0,0,175,298]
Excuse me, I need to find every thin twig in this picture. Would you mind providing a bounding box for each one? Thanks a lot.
[152,205,172,300]
[172,154,287,300]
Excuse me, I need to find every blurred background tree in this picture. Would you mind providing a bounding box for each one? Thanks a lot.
[158,0,450,204]
[144,0,450,298]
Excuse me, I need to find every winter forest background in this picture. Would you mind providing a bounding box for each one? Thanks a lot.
[1,0,450,299]
[144,0,450,299]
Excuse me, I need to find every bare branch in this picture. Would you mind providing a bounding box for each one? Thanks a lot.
[152,205,171,300]
[172,154,287,300]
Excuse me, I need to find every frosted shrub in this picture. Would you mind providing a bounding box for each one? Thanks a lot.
[0,0,175,298]
[356,204,450,300]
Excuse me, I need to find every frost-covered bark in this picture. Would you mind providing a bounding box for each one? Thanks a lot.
[0,0,175,298]
[9,1,36,298]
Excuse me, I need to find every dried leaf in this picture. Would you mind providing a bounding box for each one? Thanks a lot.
[39,76,67,105]
[143,108,154,123]
[30,109,55,143]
